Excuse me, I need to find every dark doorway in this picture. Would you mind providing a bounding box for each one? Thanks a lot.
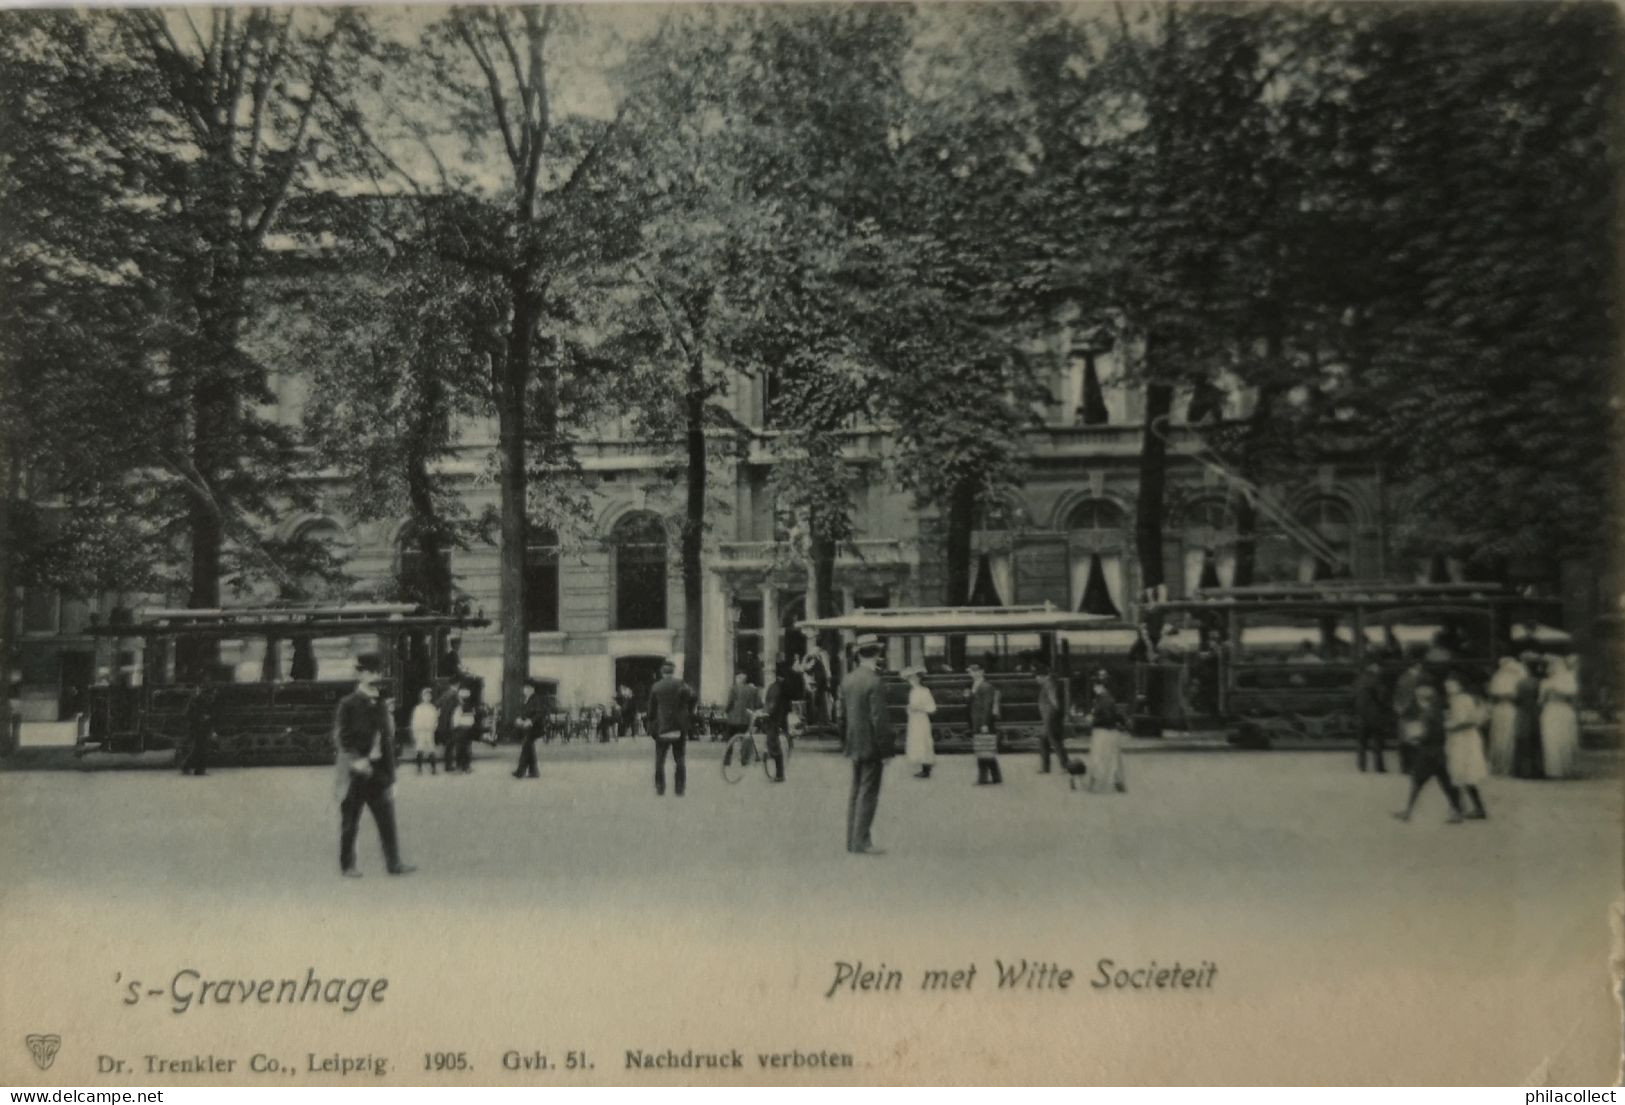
[779,592,808,661]
[614,655,669,712]
[59,650,94,720]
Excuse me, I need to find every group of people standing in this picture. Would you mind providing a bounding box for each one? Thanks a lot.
[900,661,1127,793]
[402,681,488,775]
[1351,648,1584,825]
[842,635,1133,857]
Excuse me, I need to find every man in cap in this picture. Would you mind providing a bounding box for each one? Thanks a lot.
[1034,661,1072,775]
[334,652,414,878]
[647,658,696,797]
[511,678,550,780]
[840,634,896,854]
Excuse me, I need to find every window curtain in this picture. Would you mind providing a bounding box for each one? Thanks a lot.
[1101,553,1125,615]
[1072,555,1093,610]
[1185,548,1232,594]
[1184,548,1207,595]
[1079,355,1110,425]
[1184,548,1236,595]
[990,552,1013,607]
[1075,553,1123,618]
[969,552,1012,607]
[1297,554,1318,584]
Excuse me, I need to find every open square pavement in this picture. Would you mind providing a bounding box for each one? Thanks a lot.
[2,741,1620,1085]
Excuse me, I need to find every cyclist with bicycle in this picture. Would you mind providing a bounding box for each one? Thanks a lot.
[725,670,785,781]
[763,667,791,782]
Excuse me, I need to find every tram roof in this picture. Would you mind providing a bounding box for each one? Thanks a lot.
[85,603,490,637]
[799,605,1115,635]
[1148,581,1562,611]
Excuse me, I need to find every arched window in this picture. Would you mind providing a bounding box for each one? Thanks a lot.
[1066,499,1124,541]
[1177,498,1237,595]
[613,512,667,630]
[525,528,560,632]
[1066,499,1126,617]
[1179,497,1234,533]
[287,519,351,602]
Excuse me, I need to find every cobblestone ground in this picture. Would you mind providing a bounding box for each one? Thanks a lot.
[2,742,1619,1085]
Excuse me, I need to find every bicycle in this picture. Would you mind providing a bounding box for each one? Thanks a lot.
[721,712,791,783]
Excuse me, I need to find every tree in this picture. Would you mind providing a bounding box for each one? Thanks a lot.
[1012,4,1364,596]
[352,6,650,721]
[1,9,371,731]
[107,9,367,609]
[622,6,921,685]
[272,226,499,613]
[849,7,1052,612]
[1336,2,1622,571]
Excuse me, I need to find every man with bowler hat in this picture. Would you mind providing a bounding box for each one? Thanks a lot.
[511,679,549,780]
[334,652,414,877]
[840,634,895,855]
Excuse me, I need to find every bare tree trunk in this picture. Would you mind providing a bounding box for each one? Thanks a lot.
[944,477,978,669]
[496,275,533,725]
[1230,383,1279,588]
[404,458,451,613]
[681,356,706,693]
[1136,380,1173,602]
[811,532,840,676]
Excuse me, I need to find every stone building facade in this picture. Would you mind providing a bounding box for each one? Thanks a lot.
[12,324,1426,720]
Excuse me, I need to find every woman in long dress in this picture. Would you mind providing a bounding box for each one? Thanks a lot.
[1443,673,1488,819]
[1539,656,1581,779]
[904,668,938,779]
[1085,673,1127,794]
[1485,655,1525,776]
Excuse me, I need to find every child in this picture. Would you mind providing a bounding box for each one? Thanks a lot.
[1394,683,1464,824]
[409,687,438,775]
[968,662,1002,785]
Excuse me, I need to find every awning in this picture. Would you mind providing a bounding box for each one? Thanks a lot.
[800,605,1114,636]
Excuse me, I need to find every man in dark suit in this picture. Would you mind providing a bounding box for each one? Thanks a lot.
[840,635,895,855]
[180,674,215,777]
[647,659,695,797]
[511,679,549,780]
[334,653,415,878]
[1353,659,1392,773]
[1035,663,1072,774]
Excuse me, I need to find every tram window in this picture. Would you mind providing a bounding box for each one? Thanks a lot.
[965,634,1002,672]
[919,635,950,673]
[1235,612,1355,663]
[1365,610,1492,663]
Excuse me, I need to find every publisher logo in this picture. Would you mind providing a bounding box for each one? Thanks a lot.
[26,1034,61,1071]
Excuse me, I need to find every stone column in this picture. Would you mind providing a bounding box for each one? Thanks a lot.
[701,568,730,704]
[763,584,780,673]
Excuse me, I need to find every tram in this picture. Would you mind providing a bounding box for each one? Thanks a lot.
[797,604,1113,749]
[78,604,490,766]
[1139,581,1567,742]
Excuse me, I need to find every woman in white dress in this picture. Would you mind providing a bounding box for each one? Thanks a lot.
[1539,656,1581,779]
[1442,673,1488,819]
[1485,655,1525,776]
[904,668,938,779]
[409,687,439,775]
